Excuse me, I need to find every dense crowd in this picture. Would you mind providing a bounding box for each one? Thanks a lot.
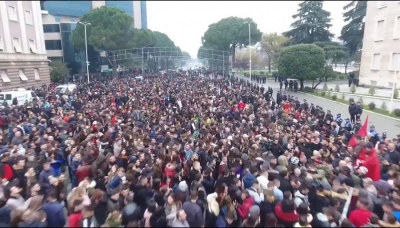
[0,69,399,227]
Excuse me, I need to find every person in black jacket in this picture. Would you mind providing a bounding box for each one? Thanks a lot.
[348,101,357,123]
[278,170,294,195]
[133,176,150,218]
[355,102,363,120]
[259,190,276,226]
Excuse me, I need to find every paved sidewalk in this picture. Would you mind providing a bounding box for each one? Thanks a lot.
[233,75,400,137]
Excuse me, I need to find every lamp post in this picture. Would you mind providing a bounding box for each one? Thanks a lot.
[245,21,254,79]
[79,21,91,83]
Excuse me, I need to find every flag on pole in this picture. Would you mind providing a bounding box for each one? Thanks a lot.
[348,115,369,147]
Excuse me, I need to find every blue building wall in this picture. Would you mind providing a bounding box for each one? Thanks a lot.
[105,1,133,17]
[141,1,147,29]
[43,1,92,17]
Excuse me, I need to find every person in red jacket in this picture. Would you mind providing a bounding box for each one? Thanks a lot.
[357,143,380,181]
[283,101,291,111]
[0,158,14,181]
[75,159,92,185]
[68,199,84,227]
[349,198,372,227]
[237,192,255,220]
[275,199,299,227]
[238,100,245,110]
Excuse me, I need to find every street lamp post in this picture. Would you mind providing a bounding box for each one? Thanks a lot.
[245,21,253,79]
[79,21,91,83]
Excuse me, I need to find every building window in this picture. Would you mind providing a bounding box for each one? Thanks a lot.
[54,15,61,22]
[48,57,63,62]
[8,5,18,21]
[43,24,61,33]
[60,23,72,32]
[29,39,38,53]
[391,53,400,71]
[45,40,62,50]
[12,37,22,53]
[395,16,400,39]
[0,36,4,52]
[376,20,385,41]
[371,80,378,86]
[19,70,28,81]
[0,70,11,83]
[34,69,41,80]
[372,53,381,70]
[24,10,33,25]
[377,1,387,8]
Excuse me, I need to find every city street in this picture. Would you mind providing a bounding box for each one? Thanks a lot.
[234,75,400,137]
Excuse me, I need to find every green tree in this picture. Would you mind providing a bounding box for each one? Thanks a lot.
[50,61,69,83]
[323,82,328,91]
[394,89,399,99]
[70,6,135,76]
[277,44,325,90]
[334,84,340,92]
[260,33,290,72]
[200,17,262,67]
[313,41,347,66]
[368,85,376,95]
[339,1,366,75]
[283,1,334,45]
[339,1,367,57]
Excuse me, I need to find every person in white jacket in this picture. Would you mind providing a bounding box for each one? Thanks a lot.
[257,166,269,192]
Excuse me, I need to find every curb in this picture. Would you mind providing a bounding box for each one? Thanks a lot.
[302,92,400,122]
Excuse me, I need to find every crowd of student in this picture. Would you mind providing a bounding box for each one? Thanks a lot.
[0,69,399,227]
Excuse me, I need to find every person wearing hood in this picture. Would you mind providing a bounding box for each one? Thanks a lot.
[243,174,264,204]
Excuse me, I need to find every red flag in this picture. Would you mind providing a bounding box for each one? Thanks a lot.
[348,115,369,147]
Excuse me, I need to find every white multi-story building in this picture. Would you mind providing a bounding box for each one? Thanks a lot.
[0,1,50,90]
[359,1,400,88]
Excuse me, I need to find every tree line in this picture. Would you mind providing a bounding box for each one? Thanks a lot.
[198,0,367,89]
[51,6,190,81]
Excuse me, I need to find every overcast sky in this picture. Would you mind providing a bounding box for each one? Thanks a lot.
[146,1,350,58]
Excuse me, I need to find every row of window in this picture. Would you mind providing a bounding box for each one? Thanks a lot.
[376,1,400,9]
[7,4,33,25]
[45,40,62,50]
[371,53,400,71]
[43,23,77,33]
[0,69,41,84]
[375,15,400,41]
[0,36,38,53]
[370,80,397,88]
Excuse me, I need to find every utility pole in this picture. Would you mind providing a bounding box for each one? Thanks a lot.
[245,21,253,79]
[79,21,91,83]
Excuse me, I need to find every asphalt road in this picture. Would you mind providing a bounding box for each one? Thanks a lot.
[233,75,400,138]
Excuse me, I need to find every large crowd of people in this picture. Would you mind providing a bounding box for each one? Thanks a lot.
[0,69,399,227]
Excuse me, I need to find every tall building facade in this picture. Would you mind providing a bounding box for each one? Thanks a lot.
[41,1,147,73]
[359,1,400,88]
[0,1,50,90]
